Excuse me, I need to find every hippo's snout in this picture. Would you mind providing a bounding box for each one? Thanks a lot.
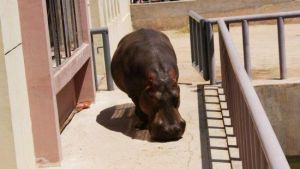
[149,118,186,142]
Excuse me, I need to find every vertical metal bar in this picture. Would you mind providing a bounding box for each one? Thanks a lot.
[196,22,202,71]
[242,20,251,78]
[70,0,78,49]
[206,22,215,84]
[60,0,68,58]
[194,20,199,69]
[198,20,204,72]
[90,33,98,91]
[102,31,114,91]
[62,0,71,57]
[277,17,287,79]
[189,17,195,66]
[49,0,61,66]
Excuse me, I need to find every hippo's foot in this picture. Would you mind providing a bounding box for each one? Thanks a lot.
[135,120,148,130]
[134,107,148,130]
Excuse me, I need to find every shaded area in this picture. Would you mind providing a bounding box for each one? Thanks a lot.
[197,85,212,169]
[96,103,151,141]
[287,156,300,169]
[197,84,242,169]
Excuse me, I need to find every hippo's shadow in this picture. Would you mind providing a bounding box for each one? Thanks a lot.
[96,103,151,141]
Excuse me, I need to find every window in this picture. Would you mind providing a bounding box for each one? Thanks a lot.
[46,0,83,67]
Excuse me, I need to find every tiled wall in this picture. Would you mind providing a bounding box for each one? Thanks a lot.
[0,0,36,168]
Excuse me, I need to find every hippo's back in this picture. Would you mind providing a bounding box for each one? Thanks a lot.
[111,28,178,95]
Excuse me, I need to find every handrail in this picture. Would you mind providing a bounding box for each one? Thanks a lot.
[90,27,114,91]
[209,10,300,24]
[189,10,204,22]
[218,19,290,169]
[189,10,300,83]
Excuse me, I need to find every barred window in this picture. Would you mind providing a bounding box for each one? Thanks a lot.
[46,0,83,67]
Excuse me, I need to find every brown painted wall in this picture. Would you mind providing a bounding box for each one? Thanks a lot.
[56,59,95,128]
[130,0,296,30]
[18,0,95,166]
[56,80,77,128]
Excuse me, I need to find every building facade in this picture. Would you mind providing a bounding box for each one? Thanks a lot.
[1,0,96,167]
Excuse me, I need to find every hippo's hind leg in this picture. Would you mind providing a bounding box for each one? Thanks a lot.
[131,97,148,129]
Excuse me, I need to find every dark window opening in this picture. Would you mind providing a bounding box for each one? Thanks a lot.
[46,0,83,68]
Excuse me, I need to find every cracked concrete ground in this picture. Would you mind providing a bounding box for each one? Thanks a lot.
[47,84,202,169]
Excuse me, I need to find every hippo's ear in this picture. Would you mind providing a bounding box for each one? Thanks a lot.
[168,69,178,83]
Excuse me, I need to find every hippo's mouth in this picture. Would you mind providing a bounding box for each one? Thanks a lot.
[148,118,186,142]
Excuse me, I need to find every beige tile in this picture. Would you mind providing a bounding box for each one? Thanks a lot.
[205,89,218,96]
[211,149,230,160]
[229,147,240,159]
[222,110,230,117]
[206,111,222,119]
[206,103,221,111]
[228,136,237,146]
[207,119,224,128]
[208,128,226,137]
[218,88,224,94]
[219,95,226,101]
[204,85,219,90]
[232,160,243,169]
[220,102,228,109]
[210,138,228,148]
[224,118,232,126]
[225,127,234,135]
[205,96,219,103]
[212,162,231,169]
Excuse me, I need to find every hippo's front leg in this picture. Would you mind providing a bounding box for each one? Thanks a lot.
[131,96,148,129]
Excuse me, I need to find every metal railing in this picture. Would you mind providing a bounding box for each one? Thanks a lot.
[189,11,214,83]
[47,0,82,67]
[218,19,290,169]
[90,27,114,91]
[189,10,300,84]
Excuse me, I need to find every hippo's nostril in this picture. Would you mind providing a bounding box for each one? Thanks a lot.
[150,123,184,142]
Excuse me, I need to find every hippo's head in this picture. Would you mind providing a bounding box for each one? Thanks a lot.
[139,69,186,141]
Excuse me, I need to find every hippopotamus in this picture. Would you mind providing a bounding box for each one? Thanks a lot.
[111,28,186,141]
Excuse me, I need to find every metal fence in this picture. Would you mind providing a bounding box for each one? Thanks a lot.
[46,0,82,67]
[189,10,300,84]
[218,19,290,169]
[189,11,214,83]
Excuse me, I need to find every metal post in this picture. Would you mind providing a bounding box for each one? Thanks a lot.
[196,21,204,72]
[90,27,114,91]
[242,20,251,78]
[102,31,114,91]
[277,17,287,79]
[189,17,195,66]
[195,22,201,71]
[206,22,215,84]
[90,33,98,91]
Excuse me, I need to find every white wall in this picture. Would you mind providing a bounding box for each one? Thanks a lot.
[0,0,36,169]
[87,0,132,86]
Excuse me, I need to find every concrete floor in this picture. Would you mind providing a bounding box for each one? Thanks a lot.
[46,24,300,169]
[56,84,202,169]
